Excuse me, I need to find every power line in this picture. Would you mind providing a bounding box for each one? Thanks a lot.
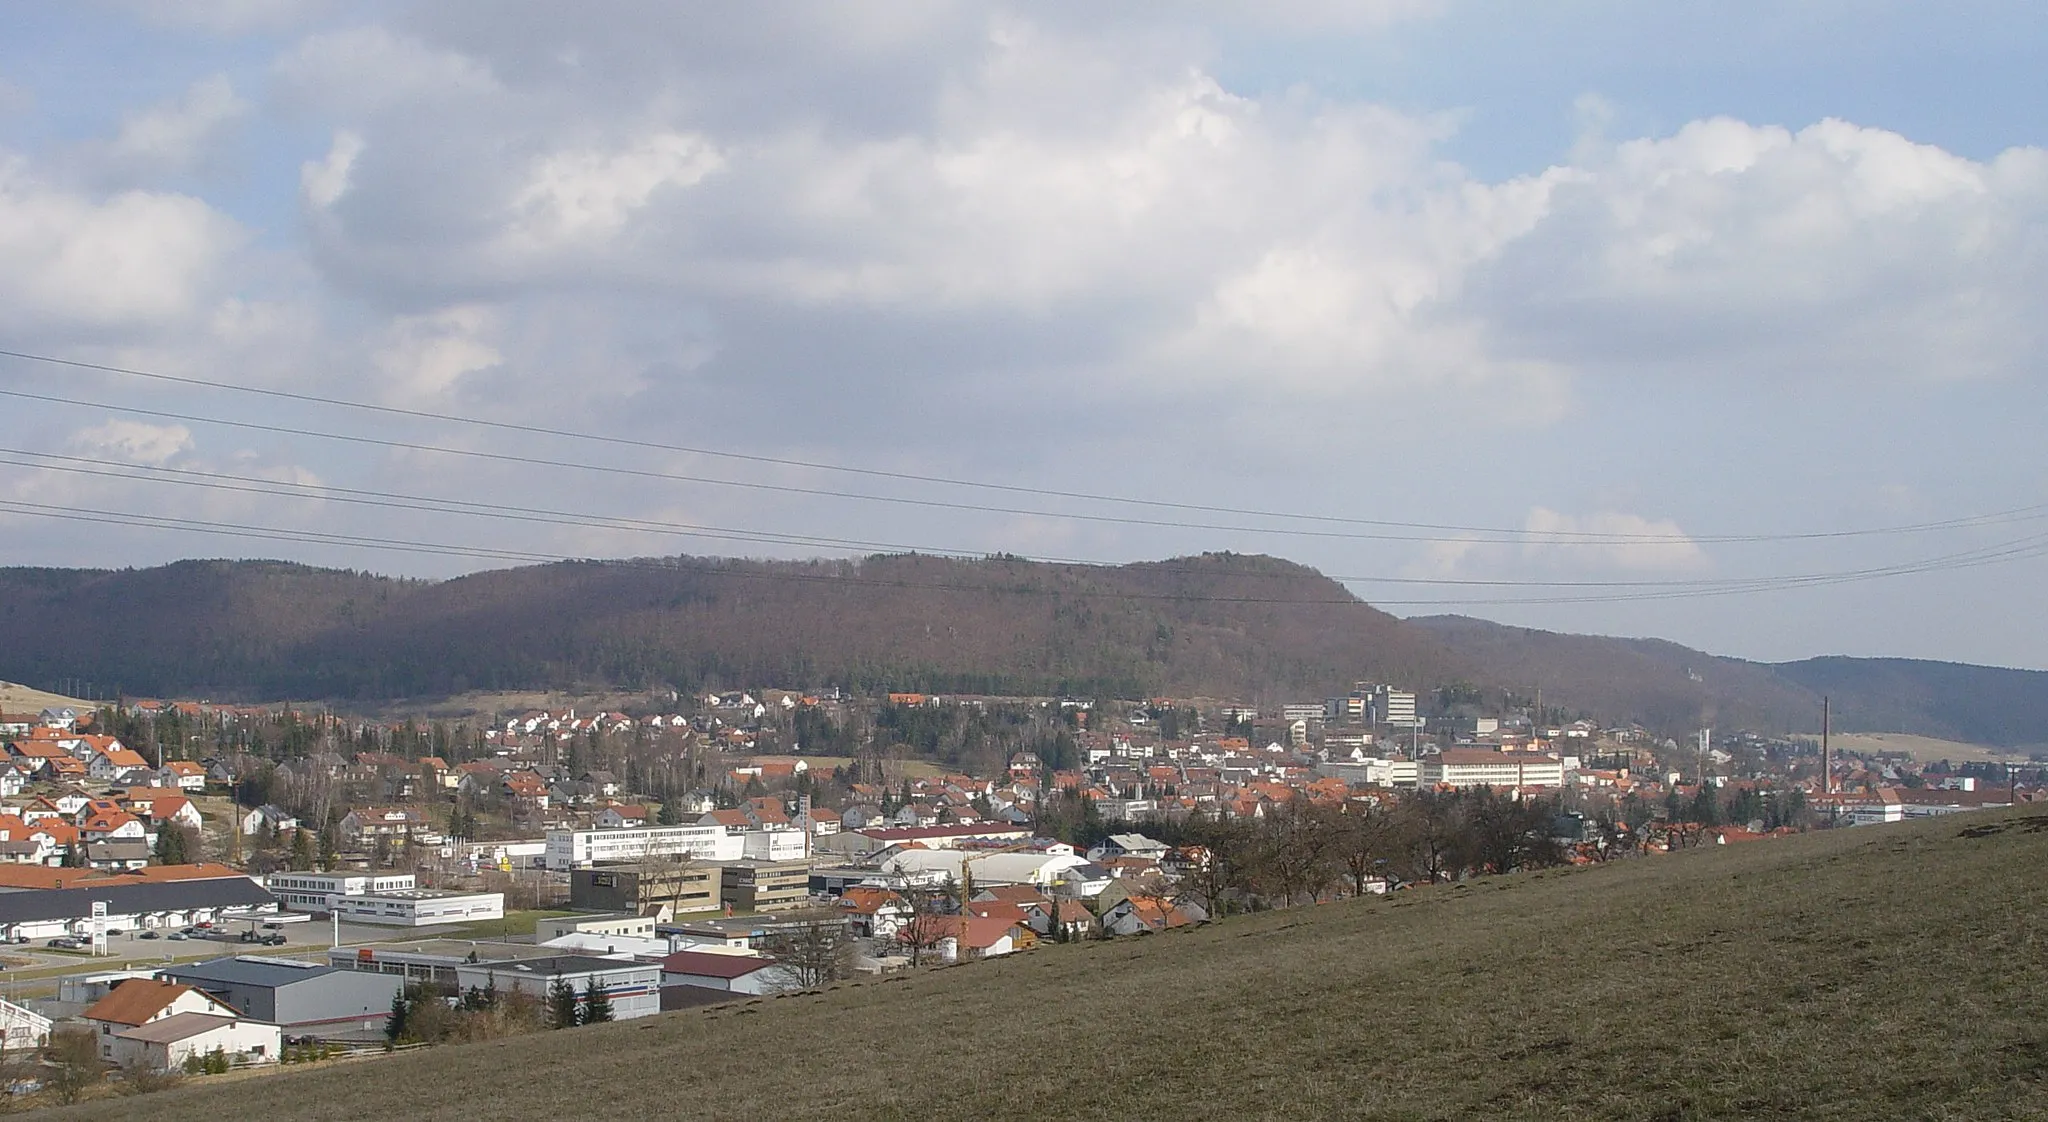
[0,493,2042,608]
[3,447,2040,594]
[4,346,2043,546]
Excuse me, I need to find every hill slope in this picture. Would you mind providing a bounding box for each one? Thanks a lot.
[57,809,2048,1121]
[0,554,1456,703]
[1409,615,2048,747]
[0,557,2040,741]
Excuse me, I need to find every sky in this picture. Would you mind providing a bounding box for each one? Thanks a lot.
[1,1,2046,669]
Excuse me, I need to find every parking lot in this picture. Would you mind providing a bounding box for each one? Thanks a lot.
[0,913,543,1002]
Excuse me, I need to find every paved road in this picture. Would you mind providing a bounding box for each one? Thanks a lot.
[0,916,466,1000]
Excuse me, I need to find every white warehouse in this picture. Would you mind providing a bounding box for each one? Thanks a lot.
[331,889,504,928]
[544,825,742,871]
[265,873,417,912]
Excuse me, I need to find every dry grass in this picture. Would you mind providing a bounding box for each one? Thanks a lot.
[0,681,88,713]
[39,809,2048,1121]
[1827,731,2018,764]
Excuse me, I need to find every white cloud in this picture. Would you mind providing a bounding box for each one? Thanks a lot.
[1473,117,2048,383]
[1521,508,1708,574]
[118,0,332,35]
[372,305,503,404]
[0,157,244,337]
[300,129,363,209]
[90,74,249,179]
[273,25,499,117]
[68,420,193,466]
[504,131,723,249]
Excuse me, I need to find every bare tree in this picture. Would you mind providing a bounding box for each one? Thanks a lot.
[1168,811,1256,918]
[1331,797,1405,897]
[45,1028,102,1104]
[1248,800,1341,908]
[630,851,699,919]
[1396,790,1470,885]
[895,875,957,966]
[766,908,854,990]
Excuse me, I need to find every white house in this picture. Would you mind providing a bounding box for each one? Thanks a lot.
[82,978,240,1064]
[454,956,662,1021]
[111,1013,280,1071]
[1085,834,1171,863]
[0,997,50,1051]
[240,804,300,837]
[157,761,208,791]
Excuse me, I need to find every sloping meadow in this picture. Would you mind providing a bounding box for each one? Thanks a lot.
[40,810,2048,1121]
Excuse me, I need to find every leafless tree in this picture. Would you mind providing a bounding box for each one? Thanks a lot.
[895,875,957,966]
[766,908,854,990]
[1331,798,1405,897]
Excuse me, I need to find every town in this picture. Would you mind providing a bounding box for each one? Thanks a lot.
[0,681,2031,1103]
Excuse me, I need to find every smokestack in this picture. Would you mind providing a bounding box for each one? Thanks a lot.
[1822,696,1831,796]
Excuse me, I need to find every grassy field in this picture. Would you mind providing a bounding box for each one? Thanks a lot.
[1827,731,2022,764]
[39,808,2048,1120]
[0,681,88,713]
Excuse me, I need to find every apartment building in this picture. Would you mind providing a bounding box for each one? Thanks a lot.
[544,825,743,871]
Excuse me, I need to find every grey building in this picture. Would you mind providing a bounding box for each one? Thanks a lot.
[453,955,662,1021]
[158,956,401,1041]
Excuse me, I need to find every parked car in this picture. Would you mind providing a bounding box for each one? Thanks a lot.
[261,922,283,931]
[259,934,287,946]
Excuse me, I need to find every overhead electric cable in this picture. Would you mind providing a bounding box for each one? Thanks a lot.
[0,495,2042,608]
[3,347,2042,545]
[3,447,2039,592]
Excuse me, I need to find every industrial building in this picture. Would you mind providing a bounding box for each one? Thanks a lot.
[543,824,742,871]
[158,956,403,1041]
[330,888,504,927]
[717,859,813,912]
[569,862,719,917]
[0,874,277,941]
[452,956,662,1021]
[263,872,416,911]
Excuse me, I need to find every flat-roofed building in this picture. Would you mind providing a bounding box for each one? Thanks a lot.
[453,955,662,1021]
[718,859,811,912]
[1419,750,1565,790]
[264,872,415,912]
[535,913,658,941]
[569,863,719,918]
[331,888,504,927]
[544,825,741,871]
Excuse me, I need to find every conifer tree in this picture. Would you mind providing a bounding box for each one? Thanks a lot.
[548,977,580,1028]
[581,979,614,1023]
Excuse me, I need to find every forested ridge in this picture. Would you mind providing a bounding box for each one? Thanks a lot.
[1,554,2042,744]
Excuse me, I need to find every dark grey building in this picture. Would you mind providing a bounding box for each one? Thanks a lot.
[159,956,401,1041]
[0,875,277,940]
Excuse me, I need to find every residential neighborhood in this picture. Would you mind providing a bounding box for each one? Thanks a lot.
[0,683,2031,1104]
